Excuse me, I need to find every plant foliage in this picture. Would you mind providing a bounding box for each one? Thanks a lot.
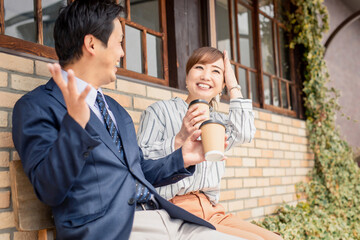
[256,0,360,239]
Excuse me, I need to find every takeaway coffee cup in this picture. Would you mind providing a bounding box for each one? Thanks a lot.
[188,99,210,127]
[199,119,226,161]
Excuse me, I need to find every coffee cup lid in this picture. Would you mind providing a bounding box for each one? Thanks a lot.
[188,99,210,109]
[199,119,225,129]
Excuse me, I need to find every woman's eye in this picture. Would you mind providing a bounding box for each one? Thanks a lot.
[195,66,203,70]
[213,70,220,74]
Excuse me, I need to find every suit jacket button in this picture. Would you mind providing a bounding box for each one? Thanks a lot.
[83,152,89,158]
[128,198,135,205]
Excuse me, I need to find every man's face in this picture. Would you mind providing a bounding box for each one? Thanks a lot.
[96,19,124,85]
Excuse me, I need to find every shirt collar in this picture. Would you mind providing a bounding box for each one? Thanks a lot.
[61,69,98,107]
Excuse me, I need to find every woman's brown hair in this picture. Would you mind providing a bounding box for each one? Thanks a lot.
[186,47,224,75]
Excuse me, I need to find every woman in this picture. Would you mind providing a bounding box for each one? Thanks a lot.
[137,47,282,240]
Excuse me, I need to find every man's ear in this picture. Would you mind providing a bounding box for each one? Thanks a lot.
[83,34,96,56]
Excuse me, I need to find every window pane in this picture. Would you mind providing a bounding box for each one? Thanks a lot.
[125,25,143,73]
[259,0,274,17]
[272,78,280,107]
[281,81,288,109]
[238,67,248,99]
[147,33,163,78]
[289,85,293,110]
[215,0,232,60]
[259,15,275,75]
[130,0,159,32]
[279,27,291,79]
[4,0,36,43]
[230,0,238,61]
[237,3,255,68]
[42,0,67,47]
[250,71,258,102]
[263,75,271,105]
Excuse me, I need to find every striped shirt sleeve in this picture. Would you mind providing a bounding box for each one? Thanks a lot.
[213,98,256,151]
[137,102,176,160]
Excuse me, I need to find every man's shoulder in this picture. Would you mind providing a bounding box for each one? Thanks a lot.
[14,79,55,109]
[103,94,125,111]
[103,94,132,120]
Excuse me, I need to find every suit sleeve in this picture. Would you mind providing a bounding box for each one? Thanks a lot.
[12,98,101,207]
[139,147,195,188]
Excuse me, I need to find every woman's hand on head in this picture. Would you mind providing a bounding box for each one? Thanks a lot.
[223,50,238,89]
[223,50,243,99]
[174,104,208,149]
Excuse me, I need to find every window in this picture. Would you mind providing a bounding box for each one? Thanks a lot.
[0,0,168,85]
[215,0,299,117]
[118,0,168,85]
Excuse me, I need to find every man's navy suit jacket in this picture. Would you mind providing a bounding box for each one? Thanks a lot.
[12,79,214,240]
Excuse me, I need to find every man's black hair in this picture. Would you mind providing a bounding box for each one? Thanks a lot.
[54,0,124,67]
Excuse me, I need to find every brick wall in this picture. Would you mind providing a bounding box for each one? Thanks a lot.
[0,52,314,239]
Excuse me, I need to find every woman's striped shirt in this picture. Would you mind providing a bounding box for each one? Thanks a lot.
[137,97,256,204]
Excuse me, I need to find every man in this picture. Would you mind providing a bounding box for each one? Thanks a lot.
[12,0,245,239]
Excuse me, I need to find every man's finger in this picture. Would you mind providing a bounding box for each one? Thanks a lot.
[48,63,67,91]
[79,84,92,102]
[67,69,78,96]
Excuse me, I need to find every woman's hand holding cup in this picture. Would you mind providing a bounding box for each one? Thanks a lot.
[174,103,209,149]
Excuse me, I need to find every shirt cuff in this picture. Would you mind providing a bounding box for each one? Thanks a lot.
[229,98,253,110]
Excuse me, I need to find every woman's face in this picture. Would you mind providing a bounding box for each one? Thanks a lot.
[186,58,225,103]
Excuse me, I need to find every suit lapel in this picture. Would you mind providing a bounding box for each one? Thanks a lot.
[106,97,134,165]
[46,78,66,108]
[86,112,127,166]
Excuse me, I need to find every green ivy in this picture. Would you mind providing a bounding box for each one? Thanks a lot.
[256,1,360,239]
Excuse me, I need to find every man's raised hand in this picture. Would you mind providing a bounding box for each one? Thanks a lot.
[48,63,91,128]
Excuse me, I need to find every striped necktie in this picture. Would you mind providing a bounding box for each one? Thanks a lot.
[96,91,151,203]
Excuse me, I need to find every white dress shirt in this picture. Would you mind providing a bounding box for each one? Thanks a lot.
[60,70,117,128]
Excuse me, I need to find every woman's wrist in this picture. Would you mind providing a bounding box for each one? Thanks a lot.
[228,84,243,99]
[228,84,241,92]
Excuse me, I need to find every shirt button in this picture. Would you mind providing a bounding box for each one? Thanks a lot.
[128,198,135,205]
